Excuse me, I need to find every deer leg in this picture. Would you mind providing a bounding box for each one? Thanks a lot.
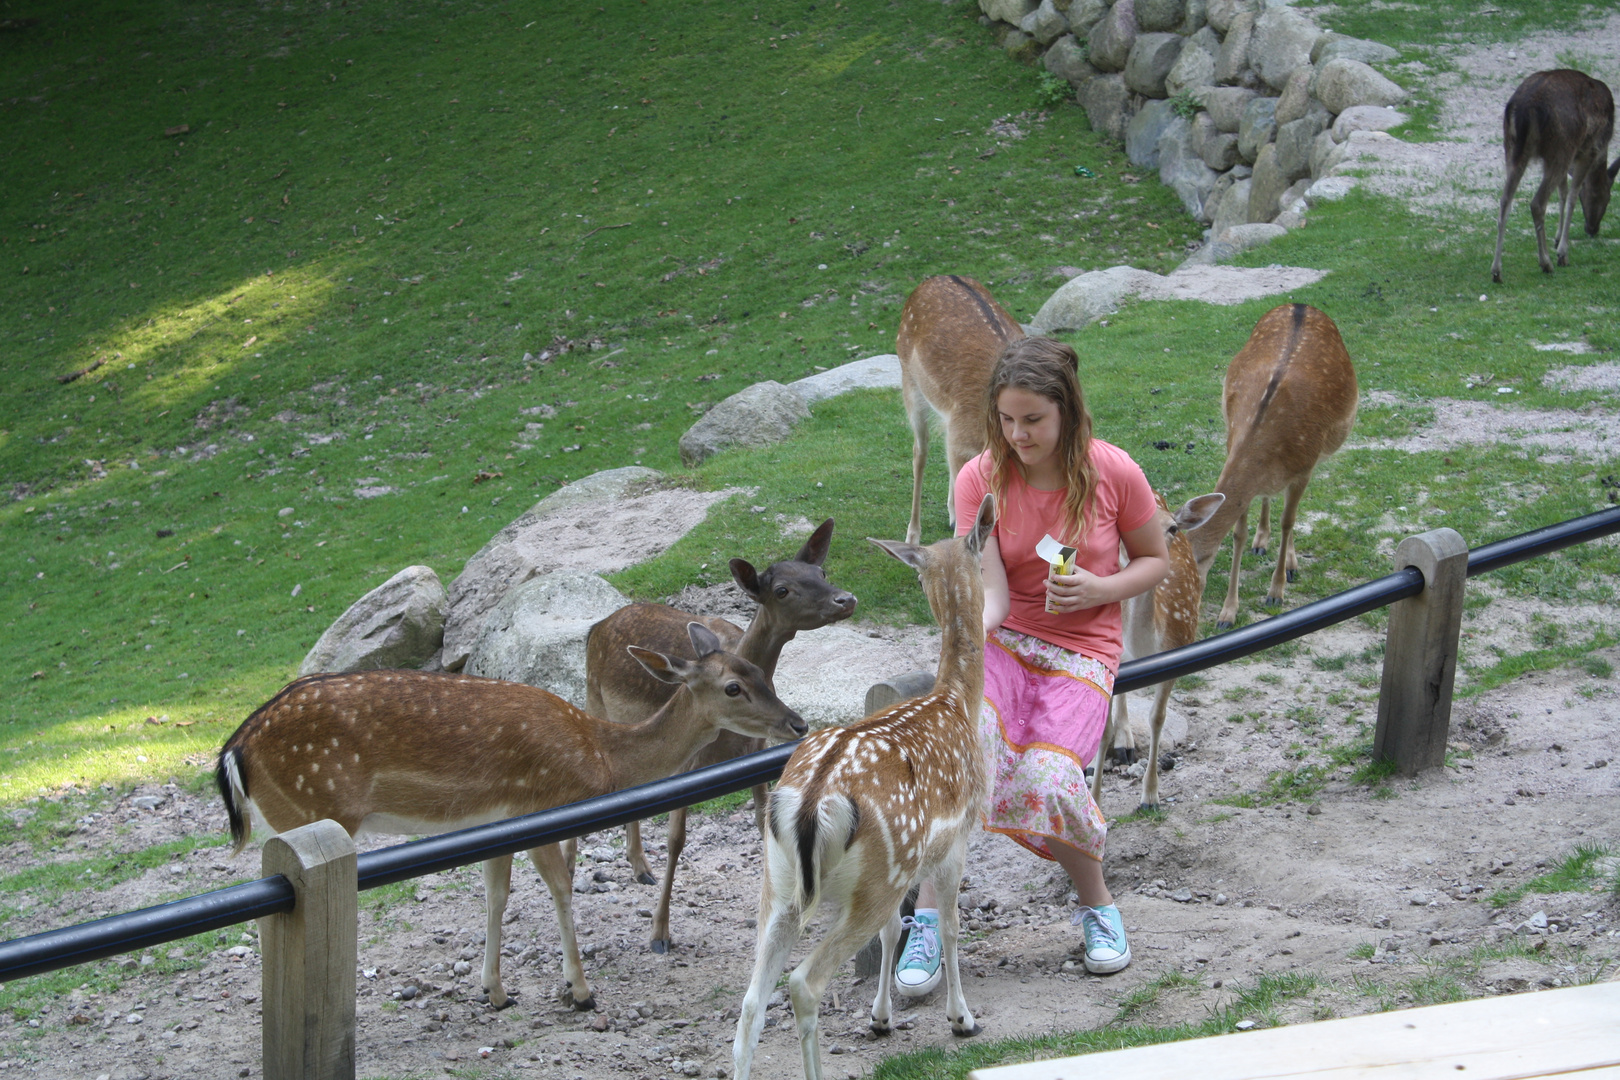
[1251,497,1271,557]
[931,842,980,1037]
[623,820,656,886]
[480,855,514,1009]
[1139,679,1176,811]
[1108,690,1136,766]
[530,842,596,1011]
[1554,169,1577,266]
[1492,157,1529,283]
[904,380,932,546]
[1217,506,1249,630]
[1529,168,1560,274]
[1090,696,1119,805]
[649,805,688,953]
[869,910,904,1034]
[751,783,770,838]
[1266,477,1308,604]
[790,907,890,1080]
[734,894,801,1080]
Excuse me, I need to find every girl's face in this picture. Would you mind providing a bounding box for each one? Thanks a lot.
[997,387,1063,471]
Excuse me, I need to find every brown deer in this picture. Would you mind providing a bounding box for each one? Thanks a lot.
[582,519,856,952]
[216,625,805,1013]
[898,274,1023,544]
[1091,491,1224,812]
[1190,304,1358,630]
[1491,69,1619,284]
[733,494,996,1080]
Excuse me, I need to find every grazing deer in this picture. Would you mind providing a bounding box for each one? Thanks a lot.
[583,519,857,952]
[1091,491,1224,812]
[216,625,806,1013]
[1491,69,1619,284]
[1189,304,1357,630]
[898,274,1023,544]
[733,495,996,1080]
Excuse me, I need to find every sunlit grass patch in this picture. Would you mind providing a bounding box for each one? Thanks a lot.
[1488,843,1615,908]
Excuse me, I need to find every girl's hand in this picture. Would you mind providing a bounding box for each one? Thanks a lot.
[1046,567,1109,613]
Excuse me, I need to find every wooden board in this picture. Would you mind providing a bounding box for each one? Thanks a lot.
[970,982,1620,1080]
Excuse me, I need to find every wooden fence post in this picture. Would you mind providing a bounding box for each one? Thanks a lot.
[260,819,357,1080]
[1374,528,1468,776]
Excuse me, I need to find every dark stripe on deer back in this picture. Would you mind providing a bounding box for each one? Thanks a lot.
[947,275,1013,341]
[1252,303,1308,429]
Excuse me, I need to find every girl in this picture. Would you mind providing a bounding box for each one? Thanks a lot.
[896,336,1169,994]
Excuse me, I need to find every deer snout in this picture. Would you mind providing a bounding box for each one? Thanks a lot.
[828,591,857,619]
[781,710,809,739]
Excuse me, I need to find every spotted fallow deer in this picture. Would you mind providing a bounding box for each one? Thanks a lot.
[1491,69,1618,284]
[733,494,996,1080]
[1190,303,1358,631]
[898,274,1023,545]
[582,519,856,952]
[1091,491,1224,812]
[216,624,805,1013]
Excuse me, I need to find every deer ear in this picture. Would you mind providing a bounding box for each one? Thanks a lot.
[687,621,723,657]
[868,537,927,571]
[1174,493,1225,534]
[796,519,834,567]
[730,559,763,601]
[628,645,692,685]
[965,494,996,556]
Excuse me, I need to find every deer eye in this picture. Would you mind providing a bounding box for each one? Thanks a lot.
[774,586,790,598]
[725,682,742,697]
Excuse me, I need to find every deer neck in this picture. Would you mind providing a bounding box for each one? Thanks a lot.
[735,609,794,680]
[1190,460,1259,571]
[594,688,720,788]
[931,573,986,713]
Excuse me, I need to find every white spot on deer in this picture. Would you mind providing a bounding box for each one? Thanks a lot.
[326,778,335,791]
[311,762,321,774]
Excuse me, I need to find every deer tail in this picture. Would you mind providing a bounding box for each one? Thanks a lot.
[215,747,251,856]
[767,787,860,933]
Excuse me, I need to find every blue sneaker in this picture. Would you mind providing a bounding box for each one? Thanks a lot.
[1073,904,1131,974]
[894,911,942,997]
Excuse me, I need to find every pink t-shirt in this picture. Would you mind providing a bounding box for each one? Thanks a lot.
[954,440,1156,671]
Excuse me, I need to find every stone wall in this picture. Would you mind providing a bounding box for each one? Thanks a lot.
[992,0,1408,255]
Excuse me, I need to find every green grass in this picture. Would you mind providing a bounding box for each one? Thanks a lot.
[1488,843,1615,908]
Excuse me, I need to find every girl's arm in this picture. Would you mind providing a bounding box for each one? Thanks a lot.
[979,535,1011,634]
[1046,517,1169,614]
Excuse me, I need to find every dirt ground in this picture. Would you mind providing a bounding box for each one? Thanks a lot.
[3,21,1620,1080]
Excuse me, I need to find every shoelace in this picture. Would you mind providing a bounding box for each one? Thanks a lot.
[1074,907,1121,951]
[899,915,939,966]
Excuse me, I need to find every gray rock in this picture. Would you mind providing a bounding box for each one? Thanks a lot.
[1250,6,1322,91]
[1248,143,1287,222]
[1087,0,1137,73]
[1312,33,1399,67]
[1237,94,1278,163]
[1159,119,1219,220]
[1065,0,1110,37]
[1311,128,1346,177]
[528,465,664,519]
[1199,86,1257,132]
[1165,38,1216,98]
[1304,175,1357,205]
[1278,176,1313,215]
[1029,265,1164,333]
[1215,9,1255,85]
[1274,208,1305,230]
[300,565,448,676]
[1275,113,1325,180]
[1202,129,1242,170]
[1219,222,1287,252]
[1124,33,1183,98]
[1189,25,1221,58]
[982,0,1039,23]
[1126,98,1180,168]
[130,795,166,811]
[1024,0,1070,44]
[1331,103,1408,141]
[1082,73,1136,141]
[1043,35,1099,86]
[1176,0,1207,36]
[1313,57,1408,114]
[790,354,901,407]
[1208,176,1252,240]
[1274,66,1313,127]
[999,27,1038,59]
[1205,0,1254,35]
[679,380,810,467]
[1134,0,1184,33]
[462,570,629,709]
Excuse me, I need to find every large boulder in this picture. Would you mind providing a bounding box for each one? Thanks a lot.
[1164,38,1216,98]
[1209,176,1253,239]
[1248,143,1289,222]
[1199,86,1257,132]
[1305,175,1359,206]
[1205,0,1254,36]
[1126,98,1180,169]
[1273,67,1313,127]
[982,0,1039,23]
[1278,177,1314,216]
[1311,128,1344,177]
[1237,95,1278,164]
[1311,33,1399,67]
[300,565,447,676]
[1250,7,1323,91]
[1134,0,1184,33]
[1159,119,1219,220]
[1331,104,1408,141]
[1218,222,1287,253]
[1087,0,1137,73]
[1064,0,1110,38]
[1313,57,1409,114]
[1275,113,1326,180]
[679,380,810,467]
[1029,265,1163,333]
[772,625,943,730]
[1044,35,1100,86]
[790,354,900,407]
[1082,73,1136,141]
[1022,0,1070,45]
[1124,33,1183,98]
[462,570,630,709]
[1176,0,1207,37]
[1214,9,1256,86]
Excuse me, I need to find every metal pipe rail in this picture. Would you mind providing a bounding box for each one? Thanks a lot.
[2,504,1617,985]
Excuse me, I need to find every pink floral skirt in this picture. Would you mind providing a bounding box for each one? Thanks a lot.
[979,628,1114,863]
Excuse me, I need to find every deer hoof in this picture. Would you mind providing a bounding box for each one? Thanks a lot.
[1250,546,1267,558]
[571,994,598,1012]
[650,938,671,954]
[1136,801,1160,814]
[1215,619,1233,631]
[1108,747,1136,766]
[482,991,518,1010]
[869,1020,892,1036]
[1262,595,1283,608]
[952,1021,983,1038]
[635,871,656,886]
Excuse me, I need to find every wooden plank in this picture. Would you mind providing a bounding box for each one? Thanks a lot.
[970,983,1620,1080]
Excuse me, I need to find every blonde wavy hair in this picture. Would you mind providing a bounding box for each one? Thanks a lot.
[980,336,1098,546]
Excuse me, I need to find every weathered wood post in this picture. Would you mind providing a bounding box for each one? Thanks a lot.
[260,819,357,1080]
[1374,528,1468,776]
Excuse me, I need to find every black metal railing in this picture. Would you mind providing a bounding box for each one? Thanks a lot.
[2,503,1617,984]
